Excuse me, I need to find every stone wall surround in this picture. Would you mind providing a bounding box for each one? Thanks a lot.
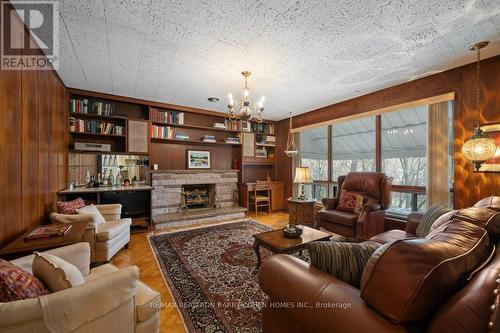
[151,170,239,216]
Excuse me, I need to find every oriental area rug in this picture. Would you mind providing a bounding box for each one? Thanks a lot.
[148,219,278,333]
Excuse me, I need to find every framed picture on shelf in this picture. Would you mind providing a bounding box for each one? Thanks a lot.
[478,123,500,172]
[187,150,211,169]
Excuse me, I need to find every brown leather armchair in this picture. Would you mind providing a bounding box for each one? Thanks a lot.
[317,172,392,240]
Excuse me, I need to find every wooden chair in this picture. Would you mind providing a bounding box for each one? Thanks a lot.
[250,180,271,214]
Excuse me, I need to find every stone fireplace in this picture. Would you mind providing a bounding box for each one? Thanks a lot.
[181,184,215,210]
[151,170,246,229]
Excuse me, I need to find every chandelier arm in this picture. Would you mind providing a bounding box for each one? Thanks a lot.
[475,47,481,126]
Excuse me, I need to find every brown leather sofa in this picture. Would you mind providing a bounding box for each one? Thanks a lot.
[259,197,500,333]
[317,172,392,240]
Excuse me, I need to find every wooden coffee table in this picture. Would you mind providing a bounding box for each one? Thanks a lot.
[253,226,331,268]
[0,221,89,259]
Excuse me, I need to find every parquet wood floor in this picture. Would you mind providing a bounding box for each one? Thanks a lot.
[111,211,289,333]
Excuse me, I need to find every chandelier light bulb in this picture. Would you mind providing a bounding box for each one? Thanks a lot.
[226,71,266,122]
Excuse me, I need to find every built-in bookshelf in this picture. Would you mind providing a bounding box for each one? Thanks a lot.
[67,89,277,180]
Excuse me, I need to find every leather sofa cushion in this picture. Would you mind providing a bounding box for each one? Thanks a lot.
[474,196,500,212]
[96,219,132,241]
[427,241,499,333]
[415,204,453,237]
[317,210,358,226]
[360,215,492,323]
[369,230,416,245]
[451,207,500,240]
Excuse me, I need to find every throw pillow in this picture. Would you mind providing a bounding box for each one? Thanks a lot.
[415,204,453,237]
[0,259,49,302]
[308,241,380,287]
[337,190,364,213]
[76,204,105,226]
[57,197,85,215]
[32,252,85,292]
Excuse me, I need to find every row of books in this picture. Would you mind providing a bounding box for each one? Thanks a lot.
[252,123,275,135]
[203,134,216,143]
[151,108,184,124]
[70,118,124,135]
[151,125,175,139]
[69,98,116,116]
[225,137,240,144]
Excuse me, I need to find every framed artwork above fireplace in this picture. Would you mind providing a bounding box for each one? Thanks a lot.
[187,150,211,169]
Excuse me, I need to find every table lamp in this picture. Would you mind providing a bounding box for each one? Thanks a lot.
[293,167,313,200]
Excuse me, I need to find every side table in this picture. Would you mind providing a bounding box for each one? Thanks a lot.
[288,198,316,226]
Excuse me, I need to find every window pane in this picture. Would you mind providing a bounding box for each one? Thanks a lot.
[331,117,376,180]
[303,183,328,201]
[300,127,328,180]
[382,106,427,186]
[389,192,427,215]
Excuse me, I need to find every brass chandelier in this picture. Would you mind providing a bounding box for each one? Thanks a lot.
[461,41,497,171]
[227,71,264,123]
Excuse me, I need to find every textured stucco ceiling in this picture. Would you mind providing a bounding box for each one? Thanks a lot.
[52,0,500,120]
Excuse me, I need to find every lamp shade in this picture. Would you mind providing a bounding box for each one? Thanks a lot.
[293,167,313,183]
[461,126,497,170]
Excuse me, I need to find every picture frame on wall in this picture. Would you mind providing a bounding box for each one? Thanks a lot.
[187,150,211,169]
[478,123,500,172]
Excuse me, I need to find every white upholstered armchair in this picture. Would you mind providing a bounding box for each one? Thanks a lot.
[0,242,160,333]
[50,204,131,263]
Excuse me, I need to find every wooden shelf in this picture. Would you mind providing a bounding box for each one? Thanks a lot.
[150,121,241,134]
[242,157,276,165]
[69,112,127,122]
[70,131,126,138]
[255,143,276,147]
[69,150,148,156]
[151,137,241,147]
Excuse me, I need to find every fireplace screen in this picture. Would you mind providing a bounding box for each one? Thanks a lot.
[181,184,215,210]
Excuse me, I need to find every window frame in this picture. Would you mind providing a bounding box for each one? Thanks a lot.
[298,108,452,213]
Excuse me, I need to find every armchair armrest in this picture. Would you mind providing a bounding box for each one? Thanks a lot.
[259,255,408,333]
[359,203,381,218]
[50,212,96,229]
[95,204,122,221]
[321,197,339,210]
[10,243,91,277]
[39,266,139,333]
[405,212,423,235]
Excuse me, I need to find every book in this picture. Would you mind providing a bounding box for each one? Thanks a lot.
[25,224,72,240]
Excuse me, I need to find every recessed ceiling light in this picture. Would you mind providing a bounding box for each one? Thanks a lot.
[208,97,219,103]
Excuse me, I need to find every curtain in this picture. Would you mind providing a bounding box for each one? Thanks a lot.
[427,102,451,207]
[292,133,301,198]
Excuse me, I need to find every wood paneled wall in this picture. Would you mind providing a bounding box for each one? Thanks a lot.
[0,11,68,246]
[275,119,293,209]
[288,55,500,209]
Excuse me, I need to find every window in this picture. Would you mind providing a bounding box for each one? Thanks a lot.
[299,127,328,200]
[300,127,328,181]
[381,106,428,214]
[382,106,427,187]
[331,117,376,180]
[296,99,454,213]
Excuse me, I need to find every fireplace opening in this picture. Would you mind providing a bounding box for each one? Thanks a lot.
[180,184,215,210]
